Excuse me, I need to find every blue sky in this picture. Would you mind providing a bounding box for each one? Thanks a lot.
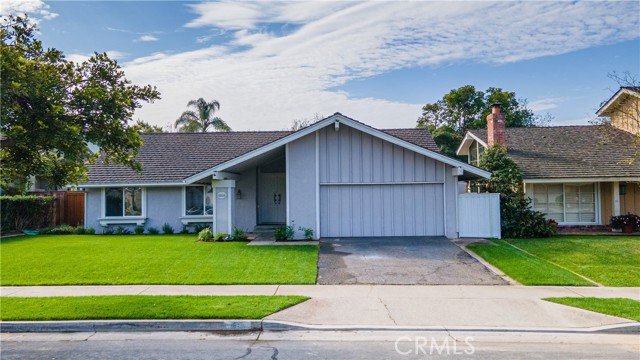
[2,1,639,130]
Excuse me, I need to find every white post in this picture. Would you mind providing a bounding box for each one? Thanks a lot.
[612,181,621,216]
[212,180,236,234]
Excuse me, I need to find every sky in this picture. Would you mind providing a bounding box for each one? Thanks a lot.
[2,0,639,131]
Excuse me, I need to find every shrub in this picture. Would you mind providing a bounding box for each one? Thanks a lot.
[162,223,174,234]
[46,224,76,235]
[114,226,132,235]
[75,226,86,235]
[134,225,145,235]
[180,224,191,234]
[500,193,557,238]
[231,227,248,241]
[475,146,556,238]
[610,213,640,230]
[85,228,96,235]
[0,195,55,231]
[147,227,160,235]
[102,227,114,235]
[299,226,314,240]
[197,227,214,242]
[214,232,228,242]
[274,224,295,241]
[194,223,210,233]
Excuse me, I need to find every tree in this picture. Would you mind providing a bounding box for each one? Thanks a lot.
[417,85,546,139]
[430,125,462,158]
[174,98,231,133]
[289,113,324,131]
[474,146,555,238]
[0,16,160,192]
[133,120,164,133]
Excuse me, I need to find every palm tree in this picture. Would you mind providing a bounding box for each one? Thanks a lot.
[174,98,231,132]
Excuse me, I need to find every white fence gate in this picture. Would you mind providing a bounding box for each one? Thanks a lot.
[458,193,501,239]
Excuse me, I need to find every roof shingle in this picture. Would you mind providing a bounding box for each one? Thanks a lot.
[85,127,438,184]
[469,126,640,179]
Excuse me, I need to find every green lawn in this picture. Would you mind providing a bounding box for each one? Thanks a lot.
[0,295,308,321]
[0,235,318,285]
[468,236,640,286]
[544,297,640,322]
[468,239,592,286]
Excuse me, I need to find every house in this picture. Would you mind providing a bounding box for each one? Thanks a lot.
[80,113,490,238]
[457,96,640,228]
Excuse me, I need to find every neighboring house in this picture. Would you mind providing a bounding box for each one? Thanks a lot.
[80,113,490,238]
[597,86,640,136]
[457,98,640,228]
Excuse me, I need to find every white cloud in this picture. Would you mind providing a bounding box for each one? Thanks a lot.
[66,50,125,63]
[123,1,640,130]
[66,53,90,63]
[529,97,565,112]
[0,0,58,21]
[185,1,351,30]
[137,35,159,42]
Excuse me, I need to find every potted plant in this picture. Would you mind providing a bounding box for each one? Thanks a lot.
[610,213,640,233]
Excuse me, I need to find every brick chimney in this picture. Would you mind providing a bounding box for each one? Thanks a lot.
[487,103,506,147]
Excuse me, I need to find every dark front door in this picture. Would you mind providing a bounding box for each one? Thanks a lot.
[259,172,286,224]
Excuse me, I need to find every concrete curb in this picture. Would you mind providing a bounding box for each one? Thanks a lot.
[1,320,261,333]
[2,320,638,334]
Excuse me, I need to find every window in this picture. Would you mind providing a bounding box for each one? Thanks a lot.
[184,185,214,216]
[468,141,484,166]
[105,187,142,217]
[530,183,596,224]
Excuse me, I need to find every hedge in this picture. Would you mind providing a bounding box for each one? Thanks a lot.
[1,196,55,233]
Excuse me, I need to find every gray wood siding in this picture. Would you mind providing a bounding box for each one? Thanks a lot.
[319,126,444,184]
[287,133,318,238]
[318,125,447,237]
[320,184,444,237]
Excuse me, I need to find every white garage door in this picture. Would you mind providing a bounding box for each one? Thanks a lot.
[320,184,444,237]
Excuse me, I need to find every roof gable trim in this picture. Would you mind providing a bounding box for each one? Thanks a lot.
[596,88,640,116]
[185,114,490,183]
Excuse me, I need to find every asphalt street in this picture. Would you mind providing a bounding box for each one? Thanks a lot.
[2,331,638,360]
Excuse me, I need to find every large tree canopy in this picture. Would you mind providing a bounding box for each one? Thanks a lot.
[1,16,160,192]
[174,98,231,133]
[417,85,546,156]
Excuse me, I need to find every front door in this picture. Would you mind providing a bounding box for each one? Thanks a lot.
[259,172,286,224]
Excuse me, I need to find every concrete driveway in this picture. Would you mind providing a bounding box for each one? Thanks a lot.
[317,237,507,285]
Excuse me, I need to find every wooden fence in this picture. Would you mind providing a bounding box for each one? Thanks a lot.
[30,191,85,227]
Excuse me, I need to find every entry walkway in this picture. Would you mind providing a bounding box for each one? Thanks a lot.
[2,285,639,330]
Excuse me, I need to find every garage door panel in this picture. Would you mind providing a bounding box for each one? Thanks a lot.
[320,184,443,237]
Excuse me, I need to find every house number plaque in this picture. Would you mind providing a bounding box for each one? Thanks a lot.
[217,191,227,199]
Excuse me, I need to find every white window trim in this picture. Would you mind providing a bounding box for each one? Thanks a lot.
[99,187,147,226]
[528,182,600,225]
[182,185,214,218]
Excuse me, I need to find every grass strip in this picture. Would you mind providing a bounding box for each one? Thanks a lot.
[0,295,308,321]
[544,297,640,322]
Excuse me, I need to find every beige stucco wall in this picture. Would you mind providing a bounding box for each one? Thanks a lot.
[610,96,639,135]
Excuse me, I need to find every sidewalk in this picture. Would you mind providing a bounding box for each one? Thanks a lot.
[2,285,639,331]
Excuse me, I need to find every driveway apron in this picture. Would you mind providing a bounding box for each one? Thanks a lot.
[317,237,507,285]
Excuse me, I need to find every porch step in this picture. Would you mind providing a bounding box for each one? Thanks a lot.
[253,225,280,233]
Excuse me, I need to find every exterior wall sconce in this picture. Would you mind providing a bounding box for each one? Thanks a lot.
[236,189,242,199]
[619,184,626,195]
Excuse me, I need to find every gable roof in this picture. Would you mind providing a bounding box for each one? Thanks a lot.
[596,86,640,117]
[461,126,640,180]
[184,113,490,183]
[83,114,471,186]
